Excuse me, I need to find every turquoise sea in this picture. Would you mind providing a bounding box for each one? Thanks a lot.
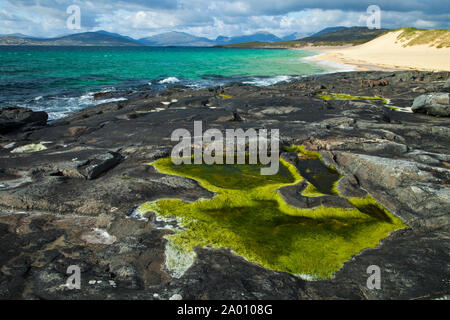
[0,46,329,120]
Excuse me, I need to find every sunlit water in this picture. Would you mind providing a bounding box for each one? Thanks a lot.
[0,46,328,119]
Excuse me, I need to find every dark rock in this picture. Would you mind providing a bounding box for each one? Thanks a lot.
[323,151,450,229]
[444,78,450,88]
[93,92,113,100]
[411,93,450,116]
[1,71,449,300]
[0,107,48,134]
[444,78,450,92]
[232,110,244,122]
[278,180,354,209]
[83,152,124,180]
[360,79,389,87]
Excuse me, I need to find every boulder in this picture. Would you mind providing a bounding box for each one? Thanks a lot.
[323,151,450,228]
[444,78,450,92]
[411,93,450,116]
[79,152,124,180]
[0,107,48,134]
[93,91,113,100]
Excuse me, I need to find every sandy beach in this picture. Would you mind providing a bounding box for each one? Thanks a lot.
[306,30,450,72]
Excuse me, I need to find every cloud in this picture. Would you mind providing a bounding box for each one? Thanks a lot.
[0,0,448,38]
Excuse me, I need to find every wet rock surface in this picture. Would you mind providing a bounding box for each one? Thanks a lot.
[0,71,449,300]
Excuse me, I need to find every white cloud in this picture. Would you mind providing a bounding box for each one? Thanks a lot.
[0,0,448,39]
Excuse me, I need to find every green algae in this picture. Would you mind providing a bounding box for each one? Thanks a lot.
[301,182,327,197]
[138,147,407,279]
[315,92,415,113]
[283,145,341,196]
[317,93,389,104]
[284,145,323,160]
[11,142,48,153]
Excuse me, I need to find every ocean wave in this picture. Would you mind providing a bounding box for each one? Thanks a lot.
[19,91,127,121]
[302,53,356,73]
[243,75,298,86]
[158,77,180,84]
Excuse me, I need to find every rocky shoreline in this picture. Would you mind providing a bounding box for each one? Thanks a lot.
[0,71,449,300]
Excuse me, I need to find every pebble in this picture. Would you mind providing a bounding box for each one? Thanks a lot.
[169,294,183,300]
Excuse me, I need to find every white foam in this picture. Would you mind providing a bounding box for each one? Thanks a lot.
[93,97,127,105]
[243,75,296,86]
[23,91,127,121]
[302,53,357,73]
[158,77,180,84]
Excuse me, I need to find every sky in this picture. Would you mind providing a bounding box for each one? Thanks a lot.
[0,0,449,39]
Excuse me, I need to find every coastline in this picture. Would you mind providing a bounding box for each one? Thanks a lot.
[301,48,404,72]
[298,30,450,72]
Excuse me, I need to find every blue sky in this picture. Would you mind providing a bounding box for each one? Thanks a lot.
[0,0,449,39]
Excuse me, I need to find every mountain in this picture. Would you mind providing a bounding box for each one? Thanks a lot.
[308,26,348,38]
[299,26,389,43]
[139,31,215,47]
[0,31,142,46]
[281,32,304,41]
[216,32,282,45]
[0,33,33,38]
[48,32,142,46]
[95,30,137,43]
[0,28,390,47]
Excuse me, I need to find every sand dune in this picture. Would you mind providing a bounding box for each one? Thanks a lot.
[313,29,450,71]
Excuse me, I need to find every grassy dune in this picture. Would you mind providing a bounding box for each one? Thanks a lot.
[396,27,450,48]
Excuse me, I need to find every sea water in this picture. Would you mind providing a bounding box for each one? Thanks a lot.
[0,46,330,120]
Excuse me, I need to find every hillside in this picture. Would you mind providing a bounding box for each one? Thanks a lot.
[0,32,142,46]
[308,26,347,37]
[220,26,390,48]
[139,31,215,47]
[299,26,388,43]
[215,32,282,45]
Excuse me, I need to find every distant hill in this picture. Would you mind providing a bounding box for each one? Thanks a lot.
[0,27,397,48]
[139,31,215,47]
[308,26,348,37]
[0,33,33,38]
[281,32,304,41]
[220,26,391,48]
[215,32,282,45]
[95,30,137,43]
[0,31,142,46]
[299,26,389,43]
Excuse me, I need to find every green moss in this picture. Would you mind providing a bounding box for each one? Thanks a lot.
[317,93,389,104]
[283,145,322,160]
[139,148,407,279]
[315,93,416,113]
[284,145,342,196]
[301,182,327,197]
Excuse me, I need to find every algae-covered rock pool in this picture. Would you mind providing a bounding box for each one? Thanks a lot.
[137,147,406,280]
